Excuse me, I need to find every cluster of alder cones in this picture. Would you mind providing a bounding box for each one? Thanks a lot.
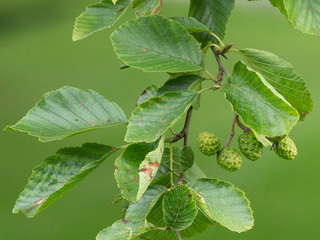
[197,131,297,171]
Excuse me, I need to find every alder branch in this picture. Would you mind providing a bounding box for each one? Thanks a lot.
[224,114,237,147]
[166,106,193,145]
[211,46,230,85]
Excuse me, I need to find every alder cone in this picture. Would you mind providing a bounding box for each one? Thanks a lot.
[217,146,242,172]
[198,132,220,156]
[274,136,297,160]
[238,131,263,161]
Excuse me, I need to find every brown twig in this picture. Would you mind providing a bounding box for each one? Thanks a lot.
[151,0,162,15]
[211,46,230,85]
[235,115,251,133]
[176,231,182,240]
[166,107,193,187]
[270,142,277,150]
[224,114,237,147]
[166,106,193,145]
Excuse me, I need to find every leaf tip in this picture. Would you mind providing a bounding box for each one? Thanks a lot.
[4,125,14,131]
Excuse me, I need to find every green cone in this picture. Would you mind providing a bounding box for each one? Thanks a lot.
[198,132,220,156]
[238,131,263,161]
[217,146,242,172]
[274,136,297,160]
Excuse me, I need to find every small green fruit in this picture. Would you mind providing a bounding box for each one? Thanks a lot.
[238,131,263,161]
[198,132,220,156]
[274,136,297,160]
[217,146,242,172]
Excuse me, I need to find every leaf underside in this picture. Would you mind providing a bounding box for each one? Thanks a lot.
[96,219,149,240]
[115,141,162,202]
[13,143,118,218]
[222,61,299,137]
[73,0,131,41]
[111,15,205,72]
[138,137,165,201]
[239,48,312,120]
[5,86,127,142]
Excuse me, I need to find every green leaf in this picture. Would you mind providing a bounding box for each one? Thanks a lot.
[188,178,254,233]
[222,61,300,137]
[96,219,149,240]
[157,75,203,96]
[171,17,211,33]
[73,0,131,41]
[137,137,165,201]
[125,185,167,221]
[140,228,179,240]
[179,147,194,171]
[5,86,127,142]
[179,208,214,239]
[273,0,320,36]
[188,0,235,44]
[115,140,163,202]
[153,147,206,186]
[111,15,205,72]
[146,194,166,226]
[13,143,119,218]
[239,48,312,120]
[112,0,118,4]
[269,0,288,17]
[136,85,158,106]
[125,90,198,143]
[163,185,198,231]
[132,0,159,17]
[285,0,320,36]
[144,188,213,239]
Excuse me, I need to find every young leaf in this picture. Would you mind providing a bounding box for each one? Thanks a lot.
[188,178,254,233]
[144,189,213,239]
[125,185,167,221]
[179,146,194,171]
[13,143,119,218]
[73,0,131,41]
[136,85,158,106]
[96,219,149,240]
[115,139,163,202]
[239,48,312,120]
[111,15,205,72]
[222,61,300,137]
[163,185,198,231]
[125,90,198,143]
[132,0,159,17]
[5,86,127,142]
[137,136,165,201]
[188,0,235,44]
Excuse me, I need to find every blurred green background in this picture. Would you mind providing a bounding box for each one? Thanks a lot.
[1,0,320,239]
